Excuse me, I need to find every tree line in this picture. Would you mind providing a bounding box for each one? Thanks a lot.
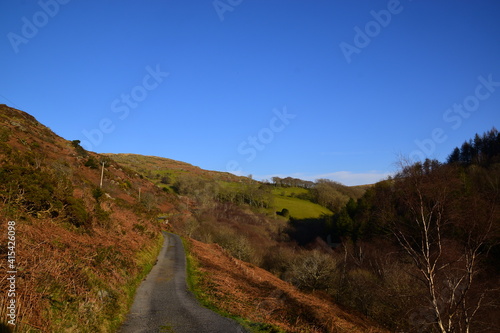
[447,127,500,166]
[284,128,500,332]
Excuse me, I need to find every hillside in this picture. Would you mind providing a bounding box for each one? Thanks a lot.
[187,238,387,333]
[105,153,247,185]
[105,153,365,220]
[0,105,179,331]
[0,105,385,332]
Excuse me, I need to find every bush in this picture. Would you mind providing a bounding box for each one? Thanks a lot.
[0,127,10,142]
[277,208,289,218]
[85,157,99,169]
[261,245,296,277]
[65,197,89,227]
[286,250,337,292]
[0,165,57,216]
[213,227,253,262]
[94,205,111,228]
[92,187,105,202]
[71,140,88,157]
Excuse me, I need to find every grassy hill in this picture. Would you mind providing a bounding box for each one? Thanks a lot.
[270,186,332,218]
[105,154,360,220]
[273,195,332,219]
[0,105,175,332]
[0,105,384,333]
[106,153,247,186]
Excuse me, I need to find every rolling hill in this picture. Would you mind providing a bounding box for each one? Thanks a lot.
[0,105,385,333]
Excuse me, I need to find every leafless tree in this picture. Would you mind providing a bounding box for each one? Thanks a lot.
[392,159,497,333]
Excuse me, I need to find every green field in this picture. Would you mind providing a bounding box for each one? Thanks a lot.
[271,186,309,197]
[273,195,332,219]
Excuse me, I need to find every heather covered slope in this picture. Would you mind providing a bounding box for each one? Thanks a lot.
[187,238,388,333]
[0,105,386,332]
[0,105,175,331]
[106,153,246,184]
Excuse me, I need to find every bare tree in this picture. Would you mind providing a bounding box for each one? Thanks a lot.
[141,192,158,212]
[392,159,497,333]
[287,250,337,292]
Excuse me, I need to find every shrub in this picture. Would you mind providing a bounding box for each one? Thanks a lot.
[64,197,89,228]
[286,250,337,292]
[85,157,99,169]
[277,208,289,218]
[0,127,10,142]
[92,187,105,202]
[94,205,111,228]
[261,245,296,277]
[71,140,88,157]
[0,165,57,216]
[199,224,254,262]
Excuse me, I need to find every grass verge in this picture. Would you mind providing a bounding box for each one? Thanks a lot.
[111,232,165,332]
[181,237,285,333]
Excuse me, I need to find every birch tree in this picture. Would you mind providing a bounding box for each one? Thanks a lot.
[392,159,497,333]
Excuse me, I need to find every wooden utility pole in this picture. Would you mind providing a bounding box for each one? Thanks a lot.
[100,161,105,188]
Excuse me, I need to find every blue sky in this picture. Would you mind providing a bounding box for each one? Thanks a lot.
[1,0,499,185]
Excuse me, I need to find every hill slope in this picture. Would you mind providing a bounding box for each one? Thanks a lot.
[1,105,385,332]
[0,105,174,331]
[105,153,360,220]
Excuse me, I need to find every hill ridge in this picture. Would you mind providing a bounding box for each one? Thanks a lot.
[0,105,386,332]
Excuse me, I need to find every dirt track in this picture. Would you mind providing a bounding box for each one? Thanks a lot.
[119,232,247,333]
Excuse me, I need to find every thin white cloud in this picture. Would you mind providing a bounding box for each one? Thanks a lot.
[308,171,392,186]
[254,171,392,186]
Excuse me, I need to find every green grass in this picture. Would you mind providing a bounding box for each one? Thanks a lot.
[159,323,175,332]
[273,196,332,219]
[271,186,309,197]
[182,237,214,310]
[270,186,333,219]
[218,181,242,189]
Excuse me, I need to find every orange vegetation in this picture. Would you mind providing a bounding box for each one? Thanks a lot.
[189,238,388,333]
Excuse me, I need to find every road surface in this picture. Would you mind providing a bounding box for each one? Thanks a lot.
[119,232,247,333]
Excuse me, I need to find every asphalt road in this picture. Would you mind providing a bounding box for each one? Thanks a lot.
[119,232,247,333]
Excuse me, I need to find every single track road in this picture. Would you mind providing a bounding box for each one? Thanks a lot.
[119,232,247,333]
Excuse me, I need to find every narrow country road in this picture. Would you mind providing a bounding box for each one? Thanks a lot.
[119,232,247,333]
